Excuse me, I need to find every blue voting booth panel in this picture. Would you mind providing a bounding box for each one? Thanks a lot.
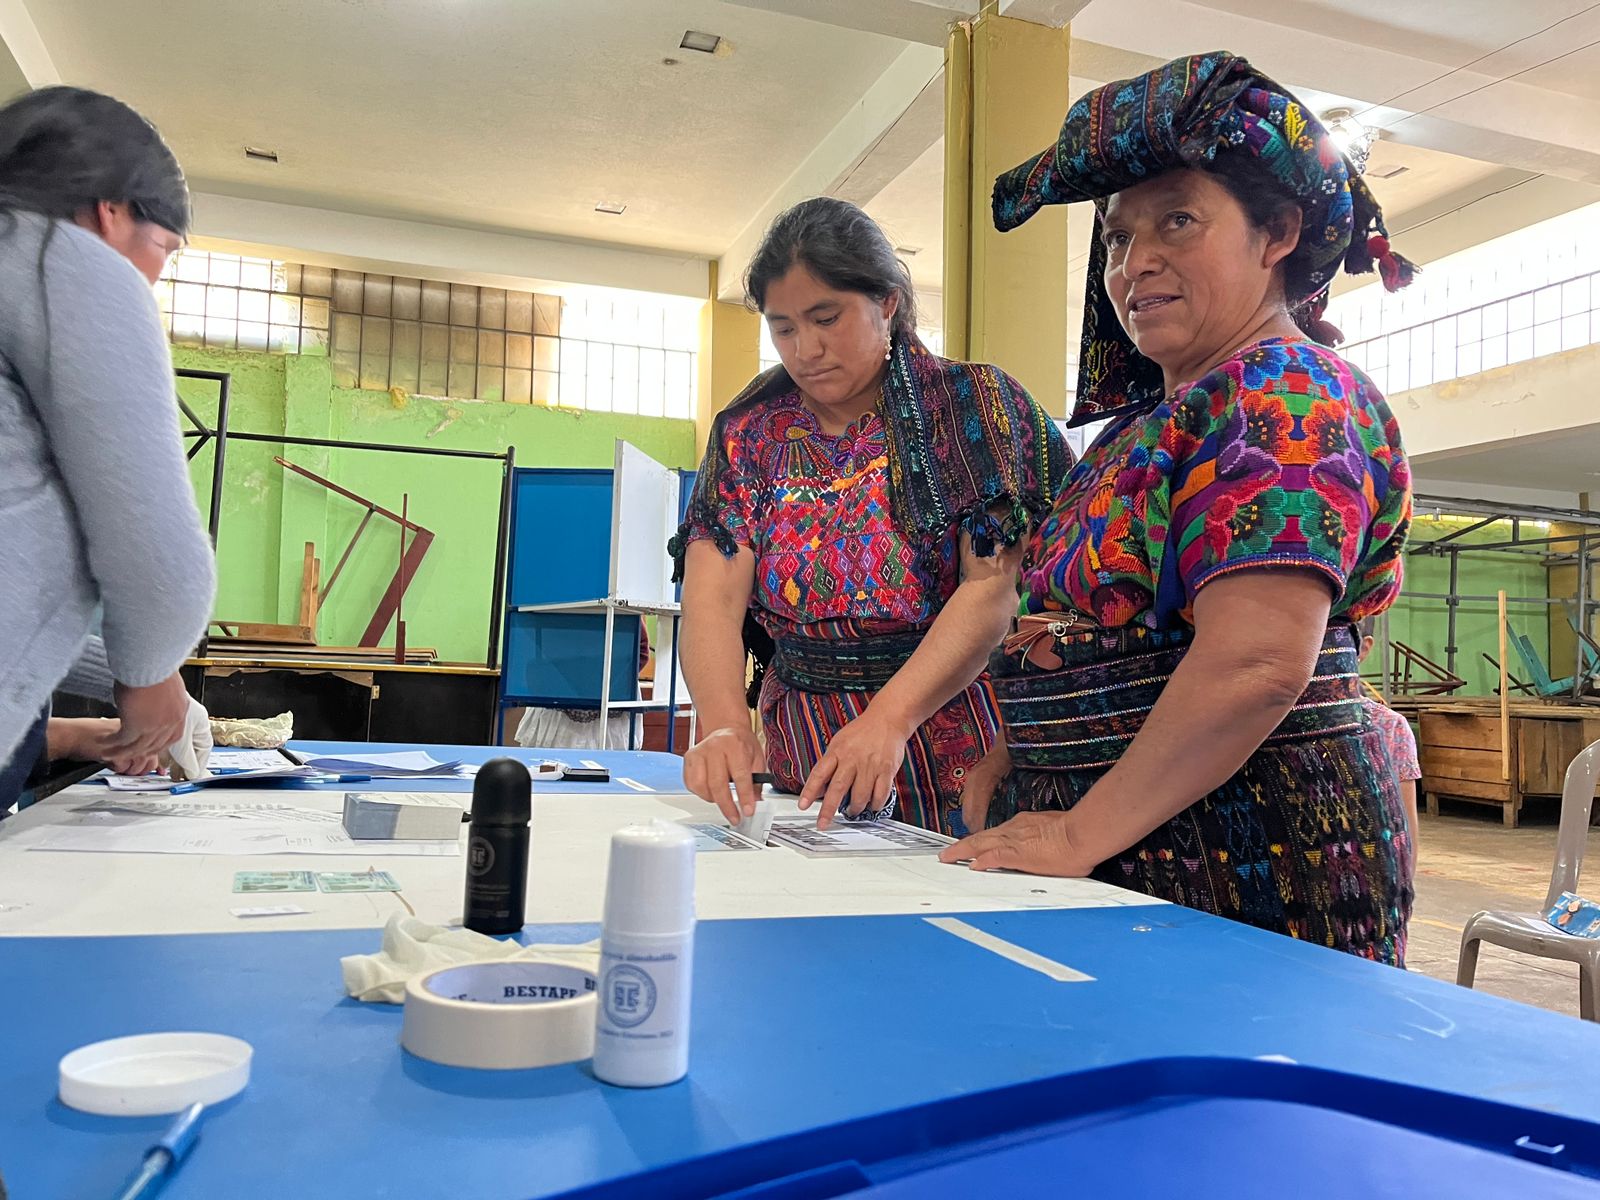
[499,464,695,709]
[507,468,613,607]
[501,467,634,707]
[502,610,642,705]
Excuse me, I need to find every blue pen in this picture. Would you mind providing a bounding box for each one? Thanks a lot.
[113,1102,205,1200]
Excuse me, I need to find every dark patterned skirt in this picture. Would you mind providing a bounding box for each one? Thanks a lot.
[990,623,1413,966]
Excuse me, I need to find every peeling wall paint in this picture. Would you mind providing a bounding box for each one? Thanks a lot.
[1401,341,1600,459]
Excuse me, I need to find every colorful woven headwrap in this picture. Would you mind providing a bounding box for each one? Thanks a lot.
[993,51,1415,427]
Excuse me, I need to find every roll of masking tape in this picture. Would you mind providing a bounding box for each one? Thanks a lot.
[401,961,597,1070]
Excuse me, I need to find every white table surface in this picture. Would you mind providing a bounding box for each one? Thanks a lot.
[0,778,1151,937]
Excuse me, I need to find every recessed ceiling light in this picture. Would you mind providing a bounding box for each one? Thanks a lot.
[680,30,722,54]
[594,201,627,216]
[243,146,279,164]
[1367,163,1409,180]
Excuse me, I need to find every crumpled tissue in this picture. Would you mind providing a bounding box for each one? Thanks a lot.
[341,913,601,1004]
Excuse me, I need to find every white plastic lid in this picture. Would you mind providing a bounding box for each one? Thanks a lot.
[601,820,696,935]
[59,1032,252,1116]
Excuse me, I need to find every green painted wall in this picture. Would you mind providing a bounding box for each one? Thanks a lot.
[174,346,698,662]
[178,349,286,625]
[1384,516,1551,697]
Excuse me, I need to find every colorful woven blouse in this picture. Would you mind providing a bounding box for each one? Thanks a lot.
[1365,700,1421,783]
[683,389,957,639]
[1019,338,1411,627]
[674,387,976,837]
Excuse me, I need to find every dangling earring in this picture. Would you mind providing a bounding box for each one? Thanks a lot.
[883,331,893,362]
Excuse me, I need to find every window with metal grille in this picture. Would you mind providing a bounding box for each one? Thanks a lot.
[158,251,700,419]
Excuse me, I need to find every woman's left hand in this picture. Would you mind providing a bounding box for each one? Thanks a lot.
[799,709,913,828]
[938,810,1101,876]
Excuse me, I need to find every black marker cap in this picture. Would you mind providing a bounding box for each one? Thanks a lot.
[471,758,532,826]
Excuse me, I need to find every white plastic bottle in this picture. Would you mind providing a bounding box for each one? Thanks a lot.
[592,821,696,1087]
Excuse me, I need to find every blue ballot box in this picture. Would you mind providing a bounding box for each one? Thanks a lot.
[549,1056,1600,1199]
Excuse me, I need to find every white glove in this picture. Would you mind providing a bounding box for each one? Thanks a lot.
[165,697,213,781]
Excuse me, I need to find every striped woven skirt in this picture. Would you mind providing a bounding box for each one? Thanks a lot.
[990,623,1413,966]
[759,630,998,837]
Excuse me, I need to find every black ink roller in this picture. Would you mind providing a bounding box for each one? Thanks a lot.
[463,757,532,935]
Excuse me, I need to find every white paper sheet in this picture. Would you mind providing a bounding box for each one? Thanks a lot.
[103,766,326,792]
[26,811,461,857]
[74,798,344,823]
[231,905,311,918]
[459,758,564,780]
[208,749,299,771]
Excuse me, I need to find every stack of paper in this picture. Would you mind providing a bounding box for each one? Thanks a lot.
[297,751,462,778]
[767,817,953,858]
[103,765,329,793]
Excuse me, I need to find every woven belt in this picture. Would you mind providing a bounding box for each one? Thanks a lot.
[771,631,924,693]
[992,621,1365,771]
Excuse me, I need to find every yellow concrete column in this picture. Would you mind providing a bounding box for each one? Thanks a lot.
[696,261,762,447]
[942,8,1070,415]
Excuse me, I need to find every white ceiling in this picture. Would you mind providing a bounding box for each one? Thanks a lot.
[9,0,1600,318]
[1196,0,1595,79]
[1202,0,1600,105]
[27,0,906,257]
[1415,425,1600,497]
[863,139,946,293]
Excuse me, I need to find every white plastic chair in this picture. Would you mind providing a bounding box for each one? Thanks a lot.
[1457,739,1600,1021]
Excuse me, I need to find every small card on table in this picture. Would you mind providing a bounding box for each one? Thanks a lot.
[316,870,401,893]
[233,870,318,894]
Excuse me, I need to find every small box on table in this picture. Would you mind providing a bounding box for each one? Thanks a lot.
[341,792,464,841]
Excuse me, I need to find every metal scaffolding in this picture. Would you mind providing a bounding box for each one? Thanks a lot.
[1394,493,1600,702]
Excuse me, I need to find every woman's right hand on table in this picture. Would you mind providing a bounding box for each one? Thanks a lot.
[960,742,1011,835]
[683,724,767,824]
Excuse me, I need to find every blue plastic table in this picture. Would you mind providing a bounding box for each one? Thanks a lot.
[4,748,1600,1198]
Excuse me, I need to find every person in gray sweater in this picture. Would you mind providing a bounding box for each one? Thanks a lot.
[0,87,216,804]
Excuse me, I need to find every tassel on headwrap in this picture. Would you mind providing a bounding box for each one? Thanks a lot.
[1343,175,1418,293]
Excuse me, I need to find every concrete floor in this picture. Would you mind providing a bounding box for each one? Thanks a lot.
[1408,796,1598,1020]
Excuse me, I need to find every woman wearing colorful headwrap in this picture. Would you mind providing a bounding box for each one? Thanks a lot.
[671,198,1068,836]
[942,53,1416,965]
